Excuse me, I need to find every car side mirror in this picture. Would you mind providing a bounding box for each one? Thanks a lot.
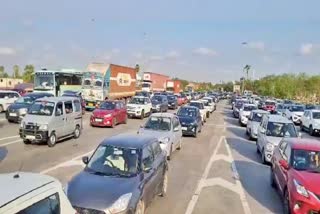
[279,159,289,170]
[82,156,89,165]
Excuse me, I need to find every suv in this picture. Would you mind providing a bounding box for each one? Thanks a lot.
[127,96,152,119]
[0,90,20,112]
[246,110,269,140]
[239,104,258,126]
[0,172,75,214]
[189,101,206,123]
[151,95,169,112]
[270,139,320,214]
[19,97,83,147]
[256,115,299,164]
[284,104,305,125]
[300,109,320,136]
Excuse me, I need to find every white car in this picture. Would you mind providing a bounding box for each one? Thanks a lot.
[0,172,75,214]
[126,96,152,119]
[284,104,305,124]
[189,101,207,123]
[238,104,257,126]
[300,109,320,136]
[199,99,211,118]
[202,97,216,112]
[246,110,269,140]
[0,90,20,112]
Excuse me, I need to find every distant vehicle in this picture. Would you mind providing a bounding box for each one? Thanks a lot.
[127,96,152,119]
[33,69,82,96]
[284,104,305,124]
[142,72,170,92]
[199,99,211,118]
[151,95,168,112]
[0,90,20,112]
[305,104,317,110]
[135,91,151,98]
[238,104,258,126]
[167,95,178,109]
[175,94,185,106]
[138,113,182,160]
[6,92,53,123]
[19,97,82,147]
[90,100,127,127]
[82,63,136,110]
[177,106,203,137]
[233,99,248,118]
[246,110,269,140]
[189,100,206,123]
[202,97,216,112]
[0,172,75,214]
[262,100,276,113]
[61,90,86,114]
[300,109,320,136]
[66,134,168,214]
[256,115,299,164]
[166,80,181,94]
[274,103,285,115]
[270,139,320,214]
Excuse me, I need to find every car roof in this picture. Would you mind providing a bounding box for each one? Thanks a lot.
[133,96,148,99]
[243,104,256,107]
[150,112,176,118]
[0,90,18,93]
[0,172,57,208]
[24,92,52,97]
[101,134,157,149]
[286,138,320,151]
[252,109,269,114]
[190,100,202,103]
[180,106,199,110]
[266,115,293,123]
[36,96,79,102]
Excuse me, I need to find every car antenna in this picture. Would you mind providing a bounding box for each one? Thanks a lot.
[13,161,24,179]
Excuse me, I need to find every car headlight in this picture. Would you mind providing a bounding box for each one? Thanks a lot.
[39,124,48,130]
[293,179,309,198]
[104,113,112,118]
[161,137,170,144]
[19,108,28,115]
[107,193,132,213]
[266,143,274,151]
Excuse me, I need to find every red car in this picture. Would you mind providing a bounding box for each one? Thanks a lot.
[271,138,320,214]
[263,100,276,112]
[90,100,127,127]
[175,95,185,106]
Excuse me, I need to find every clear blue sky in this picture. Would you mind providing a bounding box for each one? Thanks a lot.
[1,0,320,83]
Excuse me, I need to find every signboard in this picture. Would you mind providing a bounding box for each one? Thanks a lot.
[143,74,151,81]
[167,81,174,88]
[116,73,132,86]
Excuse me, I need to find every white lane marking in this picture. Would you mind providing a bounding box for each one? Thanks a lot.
[0,135,20,141]
[0,139,22,147]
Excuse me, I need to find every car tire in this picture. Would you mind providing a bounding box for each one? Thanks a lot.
[270,168,276,188]
[135,200,145,214]
[283,189,290,214]
[159,171,168,197]
[123,115,128,124]
[0,105,3,112]
[177,139,182,150]
[47,132,57,147]
[309,125,314,136]
[23,139,31,145]
[140,110,145,119]
[193,128,198,138]
[167,144,172,161]
[261,148,267,164]
[256,142,260,154]
[300,123,304,132]
[112,118,116,128]
[73,125,81,139]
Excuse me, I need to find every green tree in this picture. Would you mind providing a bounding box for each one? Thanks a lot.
[0,66,5,77]
[13,65,21,78]
[22,64,35,83]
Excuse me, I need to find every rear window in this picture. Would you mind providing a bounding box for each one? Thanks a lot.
[265,101,275,106]
[17,193,60,214]
[313,112,320,119]
[243,106,257,111]
[291,106,305,112]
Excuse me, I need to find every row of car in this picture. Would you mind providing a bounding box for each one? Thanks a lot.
[231,96,320,214]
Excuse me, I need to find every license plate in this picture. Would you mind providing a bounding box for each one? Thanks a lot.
[25,135,35,140]
[88,103,94,107]
[9,113,17,117]
[95,118,103,122]
[181,127,187,131]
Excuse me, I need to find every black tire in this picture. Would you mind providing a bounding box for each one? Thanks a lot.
[123,115,128,124]
[283,189,290,214]
[73,125,81,139]
[309,125,314,136]
[135,200,145,214]
[261,148,267,164]
[167,144,172,160]
[300,123,304,132]
[270,168,276,188]
[177,139,182,150]
[159,171,168,197]
[140,110,145,119]
[23,139,31,145]
[112,118,116,128]
[0,105,3,112]
[47,132,57,147]
[193,128,198,138]
[256,142,260,154]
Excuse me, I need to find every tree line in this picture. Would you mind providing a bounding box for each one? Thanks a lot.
[0,65,35,83]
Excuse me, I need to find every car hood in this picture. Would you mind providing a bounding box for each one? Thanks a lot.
[292,112,304,117]
[293,170,320,195]
[178,116,196,125]
[266,136,282,146]
[127,104,143,108]
[8,103,31,110]
[151,100,161,105]
[250,122,260,134]
[67,170,139,211]
[22,114,51,125]
[93,109,115,117]
[138,129,171,140]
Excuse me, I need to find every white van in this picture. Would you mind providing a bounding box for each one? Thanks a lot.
[19,97,82,147]
[0,172,75,214]
[0,90,20,112]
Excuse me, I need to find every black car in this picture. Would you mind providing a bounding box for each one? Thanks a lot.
[66,134,168,214]
[177,106,202,137]
[5,92,53,123]
[151,95,168,112]
[167,95,178,110]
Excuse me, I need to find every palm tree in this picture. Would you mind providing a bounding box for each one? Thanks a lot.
[243,64,251,80]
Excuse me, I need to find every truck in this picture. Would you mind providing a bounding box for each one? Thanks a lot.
[142,72,170,92]
[166,80,181,94]
[82,63,136,109]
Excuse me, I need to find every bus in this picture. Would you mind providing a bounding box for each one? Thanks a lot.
[33,69,83,96]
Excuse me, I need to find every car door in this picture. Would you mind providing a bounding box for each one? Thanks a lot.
[305,111,311,128]
[257,117,267,151]
[120,102,127,122]
[278,143,291,192]
[151,141,166,195]
[172,117,182,149]
[114,102,121,122]
[64,100,74,136]
[146,98,152,114]
[52,102,66,138]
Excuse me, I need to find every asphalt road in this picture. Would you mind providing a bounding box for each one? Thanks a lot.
[0,103,319,214]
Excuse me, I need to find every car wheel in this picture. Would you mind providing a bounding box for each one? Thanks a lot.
[256,141,260,154]
[283,189,290,214]
[47,132,57,147]
[199,125,202,133]
[123,115,128,124]
[140,110,145,119]
[73,125,81,139]
[193,128,198,138]
[23,140,31,145]
[309,125,314,136]
[167,144,172,160]
[270,168,276,188]
[261,148,267,164]
[159,171,168,197]
[300,123,304,132]
[135,200,145,214]
[0,105,3,112]
[112,118,116,128]
[177,139,182,150]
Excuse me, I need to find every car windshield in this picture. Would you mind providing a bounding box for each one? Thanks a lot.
[243,106,257,111]
[15,96,35,104]
[266,122,297,138]
[99,101,116,110]
[190,102,203,109]
[28,101,55,116]
[152,96,162,102]
[144,116,171,131]
[306,105,316,110]
[291,106,305,112]
[167,96,175,101]
[252,113,264,122]
[204,98,212,103]
[178,107,196,117]
[265,101,275,106]
[313,112,320,119]
[86,145,139,177]
[292,149,320,173]
[129,97,146,105]
[235,101,244,108]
